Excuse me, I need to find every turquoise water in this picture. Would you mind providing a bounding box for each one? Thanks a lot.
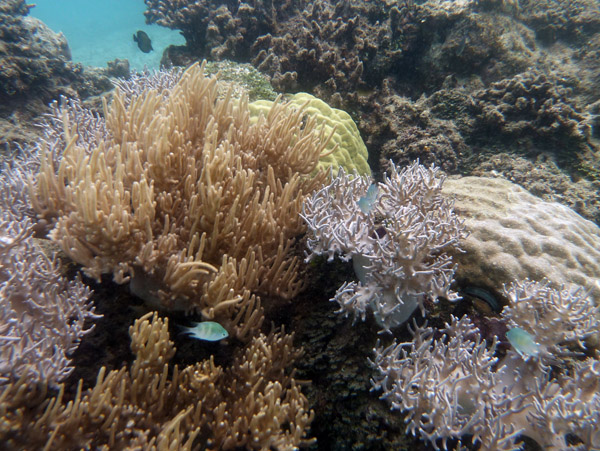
[30,0,184,71]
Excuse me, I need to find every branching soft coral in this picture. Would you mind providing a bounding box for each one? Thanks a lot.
[372,280,600,450]
[0,212,97,386]
[302,161,466,330]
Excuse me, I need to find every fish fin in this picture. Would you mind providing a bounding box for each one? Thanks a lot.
[176,325,192,335]
[133,34,137,42]
[177,322,201,334]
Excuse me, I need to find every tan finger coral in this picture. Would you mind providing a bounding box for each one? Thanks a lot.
[0,312,314,450]
[30,62,331,340]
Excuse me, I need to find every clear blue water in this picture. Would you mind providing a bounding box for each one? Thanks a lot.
[30,0,185,71]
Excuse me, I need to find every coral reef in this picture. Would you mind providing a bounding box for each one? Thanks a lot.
[0,0,71,107]
[471,69,592,163]
[471,153,600,225]
[372,280,600,449]
[0,311,314,450]
[145,0,407,96]
[0,212,97,386]
[251,0,406,97]
[145,0,600,226]
[413,6,536,89]
[144,0,299,61]
[144,0,538,98]
[3,0,599,447]
[302,161,466,330]
[29,62,331,340]
[442,176,600,303]
[0,0,115,150]
[370,89,470,173]
[518,0,600,44]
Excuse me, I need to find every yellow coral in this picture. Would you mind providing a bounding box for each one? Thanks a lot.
[250,92,371,176]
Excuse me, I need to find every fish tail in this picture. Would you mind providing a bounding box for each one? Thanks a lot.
[177,325,191,335]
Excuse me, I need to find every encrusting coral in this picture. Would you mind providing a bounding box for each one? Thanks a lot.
[0,311,314,450]
[302,161,466,330]
[29,62,332,340]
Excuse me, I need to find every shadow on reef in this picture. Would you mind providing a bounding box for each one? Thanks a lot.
[290,256,419,450]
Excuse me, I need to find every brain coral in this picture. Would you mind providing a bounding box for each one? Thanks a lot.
[250,93,371,176]
[442,176,600,303]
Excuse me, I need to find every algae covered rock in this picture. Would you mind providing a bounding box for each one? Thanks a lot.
[443,176,600,303]
[204,60,277,102]
[250,93,371,176]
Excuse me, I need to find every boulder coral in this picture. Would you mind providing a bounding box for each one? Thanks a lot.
[250,92,371,176]
[442,176,600,304]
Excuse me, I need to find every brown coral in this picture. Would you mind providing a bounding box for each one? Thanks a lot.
[30,62,331,340]
[471,69,591,159]
[0,311,314,450]
[143,0,299,60]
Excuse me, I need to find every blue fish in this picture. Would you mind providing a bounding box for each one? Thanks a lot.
[506,327,541,358]
[179,321,229,341]
[358,184,379,214]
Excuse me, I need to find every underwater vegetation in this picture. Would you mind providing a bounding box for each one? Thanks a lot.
[1,0,600,449]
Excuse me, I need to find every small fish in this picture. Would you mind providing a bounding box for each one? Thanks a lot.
[179,321,228,342]
[357,184,379,214]
[506,327,541,358]
[463,286,501,313]
[133,30,153,53]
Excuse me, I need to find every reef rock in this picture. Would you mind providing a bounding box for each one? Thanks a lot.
[0,2,73,114]
[443,176,600,303]
[0,0,114,149]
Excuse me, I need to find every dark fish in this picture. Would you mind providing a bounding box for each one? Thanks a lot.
[133,30,153,53]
